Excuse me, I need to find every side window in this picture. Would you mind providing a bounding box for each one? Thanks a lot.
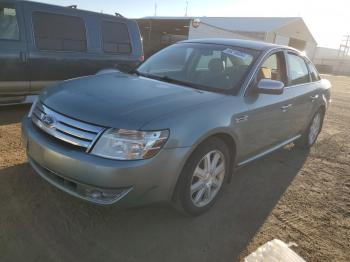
[257,52,286,84]
[101,21,131,54]
[32,12,87,52]
[307,62,321,82]
[287,53,310,85]
[0,5,19,40]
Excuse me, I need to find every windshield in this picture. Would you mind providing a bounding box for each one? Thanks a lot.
[137,43,260,93]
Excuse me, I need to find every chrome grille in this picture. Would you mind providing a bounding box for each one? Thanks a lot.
[31,102,104,151]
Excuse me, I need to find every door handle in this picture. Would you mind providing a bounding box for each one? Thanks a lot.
[310,94,319,102]
[281,104,293,112]
[235,115,248,123]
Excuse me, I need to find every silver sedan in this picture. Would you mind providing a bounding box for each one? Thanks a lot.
[22,39,331,216]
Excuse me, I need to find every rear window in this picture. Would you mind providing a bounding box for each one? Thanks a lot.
[308,61,321,82]
[32,12,87,52]
[101,21,131,54]
[286,53,310,86]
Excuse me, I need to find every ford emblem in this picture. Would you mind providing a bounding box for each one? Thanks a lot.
[41,114,56,128]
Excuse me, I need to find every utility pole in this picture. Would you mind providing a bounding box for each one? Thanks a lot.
[185,1,189,17]
[154,2,157,16]
[338,35,350,57]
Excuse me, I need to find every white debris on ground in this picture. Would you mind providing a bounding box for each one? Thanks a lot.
[245,239,306,262]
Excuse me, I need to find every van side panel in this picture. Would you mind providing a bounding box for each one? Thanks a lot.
[0,1,29,99]
[20,1,142,95]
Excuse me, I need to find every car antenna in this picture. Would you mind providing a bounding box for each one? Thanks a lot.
[115,12,124,17]
[66,5,77,9]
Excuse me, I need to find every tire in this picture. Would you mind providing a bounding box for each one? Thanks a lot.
[295,108,324,149]
[173,137,230,216]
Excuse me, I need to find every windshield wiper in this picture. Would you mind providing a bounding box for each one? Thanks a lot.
[130,69,144,76]
[144,74,208,91]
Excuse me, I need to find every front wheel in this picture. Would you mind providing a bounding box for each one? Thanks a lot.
[295,109,324,149]
[174,138,230,216]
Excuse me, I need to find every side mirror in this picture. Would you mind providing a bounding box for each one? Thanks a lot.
[256,79,284,95]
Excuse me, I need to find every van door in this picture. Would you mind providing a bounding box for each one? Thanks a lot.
[0,2,29,101]
[22,3,90,94]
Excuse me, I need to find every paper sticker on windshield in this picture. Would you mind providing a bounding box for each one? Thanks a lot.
[222,48,250,59]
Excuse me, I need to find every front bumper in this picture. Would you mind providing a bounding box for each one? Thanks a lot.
[22,117,190,206]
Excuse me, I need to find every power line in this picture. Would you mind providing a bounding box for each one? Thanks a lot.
[338,35,350,57]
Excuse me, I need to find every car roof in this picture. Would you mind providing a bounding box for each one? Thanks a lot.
[180,38,293,52]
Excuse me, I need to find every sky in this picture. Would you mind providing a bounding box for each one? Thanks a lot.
[35,0,350,49]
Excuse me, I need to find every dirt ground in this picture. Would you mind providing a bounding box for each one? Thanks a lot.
[0,75,349,262]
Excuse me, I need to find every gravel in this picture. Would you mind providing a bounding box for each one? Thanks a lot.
[0,75,349,262]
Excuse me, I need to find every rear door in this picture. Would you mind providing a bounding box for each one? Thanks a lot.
[0,2,29,99]
[285,52,316,135]
[306,60,323,114]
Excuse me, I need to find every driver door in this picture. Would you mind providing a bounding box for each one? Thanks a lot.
[240,51,297,159]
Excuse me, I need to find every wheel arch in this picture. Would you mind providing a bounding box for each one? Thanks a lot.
[187,130,237,167]
[319,104,326,114]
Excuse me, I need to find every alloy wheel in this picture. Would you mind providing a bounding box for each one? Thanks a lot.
[190,150,226,207]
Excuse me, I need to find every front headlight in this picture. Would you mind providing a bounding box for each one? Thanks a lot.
[91,129,169,160]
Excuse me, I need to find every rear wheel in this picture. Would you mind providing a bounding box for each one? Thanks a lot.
[174,138,230,216]
[295,109,324,149]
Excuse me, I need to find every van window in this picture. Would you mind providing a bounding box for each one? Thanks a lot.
[33,12,87,52]
[287,53,310,85]
[0,5,19,40]
[102,21,131,54]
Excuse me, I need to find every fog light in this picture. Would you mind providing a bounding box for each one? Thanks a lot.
[89,190,103,199]
[77,185,133,204]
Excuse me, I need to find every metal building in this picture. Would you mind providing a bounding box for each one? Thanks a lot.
[313,47,350,75]
[137,17,317,59]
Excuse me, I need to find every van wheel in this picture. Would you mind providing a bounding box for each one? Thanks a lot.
[295,109,324,149]
[174,138,230,216]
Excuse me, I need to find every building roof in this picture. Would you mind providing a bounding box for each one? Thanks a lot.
[139,16,301,33]
[199,17,301,33]
[140,16,193,21]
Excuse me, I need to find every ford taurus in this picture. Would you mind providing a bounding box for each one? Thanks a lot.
[22,39,331,216]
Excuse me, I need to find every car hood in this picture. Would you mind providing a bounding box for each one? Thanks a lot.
[40,72,224,130]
